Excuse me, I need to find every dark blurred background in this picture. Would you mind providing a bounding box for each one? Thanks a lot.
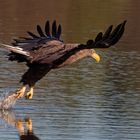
[0,0,140,51]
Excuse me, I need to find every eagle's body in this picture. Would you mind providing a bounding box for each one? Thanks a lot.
[1,20,126,99]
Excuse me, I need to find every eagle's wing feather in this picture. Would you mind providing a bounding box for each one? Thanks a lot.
[7,21,63,62]
[12,20,62,48]
[86,20,126,48]
[30,41,79,65]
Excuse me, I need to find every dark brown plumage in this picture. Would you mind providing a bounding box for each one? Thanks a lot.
[1,20,126,99]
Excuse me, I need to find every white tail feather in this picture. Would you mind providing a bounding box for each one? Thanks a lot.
[0,43,30,57]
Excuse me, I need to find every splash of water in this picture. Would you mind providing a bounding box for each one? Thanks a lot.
[0,91,19,110]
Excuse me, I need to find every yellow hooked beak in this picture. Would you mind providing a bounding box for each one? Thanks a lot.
[91,52,101,63]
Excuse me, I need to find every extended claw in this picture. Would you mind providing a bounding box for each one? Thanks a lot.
[25,87,34,99]
[16,86,26,99]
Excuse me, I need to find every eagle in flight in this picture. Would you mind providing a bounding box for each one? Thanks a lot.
[1,20,126,99]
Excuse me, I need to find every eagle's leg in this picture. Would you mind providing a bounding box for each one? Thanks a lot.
[16,86,27,99]
[20,65,50,99]
[25,86,34,99]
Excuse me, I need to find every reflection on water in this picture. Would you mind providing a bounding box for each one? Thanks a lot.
[0,0,140,140]
[0,110,40,140]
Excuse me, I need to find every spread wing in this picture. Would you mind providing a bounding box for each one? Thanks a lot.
[86,20,126,48]
[1,20,126,65]
[7,21,63,62]
[12,20,62,50]
[30,42,79,65]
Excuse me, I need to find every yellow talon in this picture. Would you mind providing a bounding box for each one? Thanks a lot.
[16,86,26,99]
[25,87,34,99]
